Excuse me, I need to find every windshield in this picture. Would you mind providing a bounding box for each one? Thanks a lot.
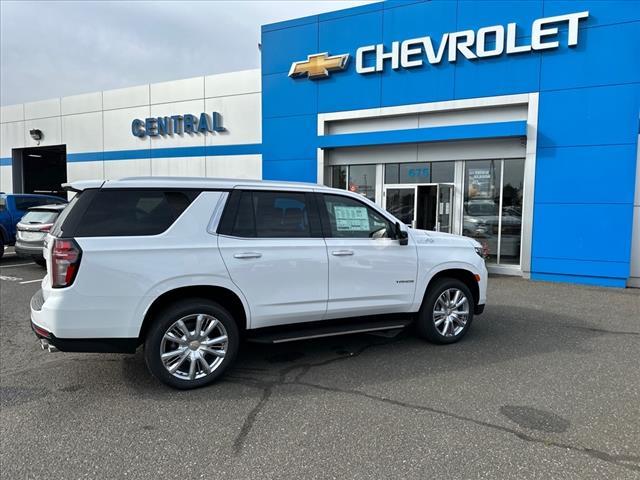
[21,210,59,224]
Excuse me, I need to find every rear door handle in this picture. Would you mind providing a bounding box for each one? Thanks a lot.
[233,252,262,259]
[331,250,354,256]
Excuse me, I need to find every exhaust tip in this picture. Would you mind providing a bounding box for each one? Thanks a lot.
[39,339,58,353]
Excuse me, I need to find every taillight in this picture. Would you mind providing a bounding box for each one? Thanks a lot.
[39,224,52,232]
[51,238,82,288]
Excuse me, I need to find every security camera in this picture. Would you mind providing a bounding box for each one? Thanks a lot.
[29,129,43,141]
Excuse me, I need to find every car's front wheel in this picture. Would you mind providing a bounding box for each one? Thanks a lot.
[417,278,474,344]
[144,299,239,389]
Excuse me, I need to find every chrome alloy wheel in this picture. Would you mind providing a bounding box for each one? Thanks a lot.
[433,288,469,337]
[160,314,228,381]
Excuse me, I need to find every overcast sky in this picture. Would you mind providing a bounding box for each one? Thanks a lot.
[0,0,377,106]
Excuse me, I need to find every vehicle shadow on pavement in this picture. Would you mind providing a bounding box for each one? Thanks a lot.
[114,303,636,398]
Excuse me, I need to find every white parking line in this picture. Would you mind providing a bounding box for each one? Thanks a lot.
[1,275,22,282]
[0,262,35,268]
[19,278,44,285]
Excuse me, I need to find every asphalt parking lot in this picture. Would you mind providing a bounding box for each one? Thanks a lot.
[1,247,639,479]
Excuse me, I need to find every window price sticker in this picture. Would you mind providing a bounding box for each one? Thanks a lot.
[334,206,370,231]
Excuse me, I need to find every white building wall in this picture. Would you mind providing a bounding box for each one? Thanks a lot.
[0,69,262,193]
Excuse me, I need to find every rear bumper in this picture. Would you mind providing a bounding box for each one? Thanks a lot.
[15,241,44,258]
[30,289,138,353]
[30,322,138,353]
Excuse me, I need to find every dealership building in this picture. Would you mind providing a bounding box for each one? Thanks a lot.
[1,0,639,288]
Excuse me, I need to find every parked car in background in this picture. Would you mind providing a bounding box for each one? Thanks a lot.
[30,178,487,389]
[462,198,522,259]
[0,193,67,259]
[15,204,67,266]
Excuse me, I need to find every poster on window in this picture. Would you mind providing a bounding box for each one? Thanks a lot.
[334,206,370,231]
[468,167,494,198]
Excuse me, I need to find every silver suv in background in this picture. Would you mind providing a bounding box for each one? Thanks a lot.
[16,204,67,266]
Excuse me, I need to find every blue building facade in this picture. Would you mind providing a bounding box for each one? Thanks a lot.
[1,0,638,288]
[260,0,640,287]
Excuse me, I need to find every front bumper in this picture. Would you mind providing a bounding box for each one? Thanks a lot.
[30,289,138,353]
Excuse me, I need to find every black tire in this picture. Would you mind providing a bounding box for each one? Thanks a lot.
[417,278,475,344]
[35,257,46,267]
[0,237,4,260]
[144,298,239,389]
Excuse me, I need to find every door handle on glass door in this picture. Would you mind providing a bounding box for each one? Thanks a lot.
[331,250,354,256]
[233,252,262,259]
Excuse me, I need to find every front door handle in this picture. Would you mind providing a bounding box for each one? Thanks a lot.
[233,252,262,259]
[331,250,354,256]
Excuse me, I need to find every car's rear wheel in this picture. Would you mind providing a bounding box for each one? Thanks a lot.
[35,257,46,267]
[417,278,474,344]
[144,299,239,389]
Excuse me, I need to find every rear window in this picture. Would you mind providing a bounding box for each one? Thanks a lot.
[21,210,60,224]
[73,190,200,237]
[14,197,66,210]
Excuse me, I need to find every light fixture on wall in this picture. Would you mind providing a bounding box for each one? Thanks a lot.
[29,129,43,145]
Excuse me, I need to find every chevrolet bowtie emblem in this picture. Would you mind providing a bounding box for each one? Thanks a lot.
[288,52,350,79]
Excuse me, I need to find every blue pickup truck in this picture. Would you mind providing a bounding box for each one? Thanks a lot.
[0,193,67,259]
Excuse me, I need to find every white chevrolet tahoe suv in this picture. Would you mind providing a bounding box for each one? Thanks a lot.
[30,177,487,389]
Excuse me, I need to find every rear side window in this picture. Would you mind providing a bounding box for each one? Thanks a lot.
[73,190,199,237]
[221,190,321,238]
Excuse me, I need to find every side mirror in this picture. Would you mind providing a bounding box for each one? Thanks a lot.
[395,222,409,246]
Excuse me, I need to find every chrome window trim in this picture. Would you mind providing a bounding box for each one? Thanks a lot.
[207,192,230,235]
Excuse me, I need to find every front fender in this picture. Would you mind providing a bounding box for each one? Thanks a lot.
[411,260,484,312]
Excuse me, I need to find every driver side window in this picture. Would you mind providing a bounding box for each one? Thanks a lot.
[322,194,394,239]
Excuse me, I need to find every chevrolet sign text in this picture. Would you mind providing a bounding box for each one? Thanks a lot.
[355,11,589,74]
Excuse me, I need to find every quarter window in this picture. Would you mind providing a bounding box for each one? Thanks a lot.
[74,190,199,237]
[322,194,394,239]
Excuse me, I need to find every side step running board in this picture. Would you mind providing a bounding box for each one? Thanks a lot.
[247,318,413,344]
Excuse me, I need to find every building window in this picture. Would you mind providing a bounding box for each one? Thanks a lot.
[325,164,376,202]
[331,165,347,190]
[384,164,399,184]
[500,159,525,265]
[431,161,455,183]
[463,159,524,265]
[384,161,454,184]
[348,165,376,201]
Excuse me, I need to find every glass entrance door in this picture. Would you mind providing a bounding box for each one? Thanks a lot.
[384,186,416,226]
[385,184,454,232]
[436,184,453,233]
